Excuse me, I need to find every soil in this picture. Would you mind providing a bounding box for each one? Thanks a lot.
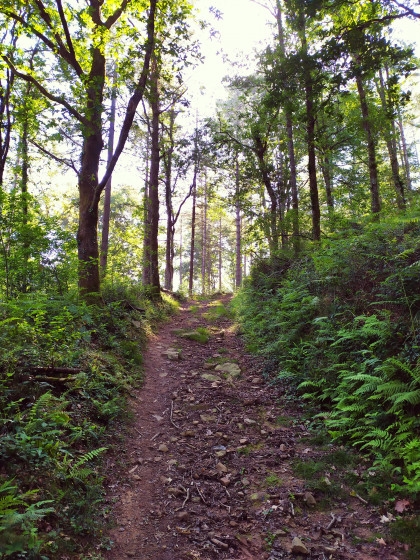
[102,297,405,560]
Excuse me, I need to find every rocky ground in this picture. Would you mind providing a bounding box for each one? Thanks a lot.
[102,297,406,560]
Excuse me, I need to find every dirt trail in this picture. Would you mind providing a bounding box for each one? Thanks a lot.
[103,297,404,560]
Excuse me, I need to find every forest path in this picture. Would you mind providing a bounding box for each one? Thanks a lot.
[103,297,403,560]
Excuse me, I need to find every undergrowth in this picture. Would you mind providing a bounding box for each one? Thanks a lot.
[234,213,420,500]
[0,282,177,558]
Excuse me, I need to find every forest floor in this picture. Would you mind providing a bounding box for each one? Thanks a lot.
[101,296,406,560]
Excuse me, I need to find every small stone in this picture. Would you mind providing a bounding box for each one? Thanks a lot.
[177,511,189,521]
[215,450,227,458]
[230,520,238,527]
[304,492,316,506]
[244,418,256,425]
[204,362,215,370]
[215,362,241,377]
[274,529,287,537]
[201,374,220,382]
[240,438,249,444]
[200,414,216,422]
[158,444,169,453]
[242,478,250,487]
[279,444,286,452]
[291,537,309,555]
[251,377,261,384]
[193,420,199,425]
[154,456,162,462]
[220,476,231,486]
[192,496,201,503]
[168,487,184,497]
[182,430,195,437]
[216,462,228,473]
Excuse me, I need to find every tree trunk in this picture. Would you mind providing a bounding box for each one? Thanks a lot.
[398,113,412,192]
[179,217,182,289]
[77,48,106,299]
[276,1,300,252]
[144,56,161,298]
[0,65,14,187]
[201,170,207,295]
[377,69,405,209]
[254,136,278,255]
[299,18,321,241]
[235,158,242,289]
[354,61,381,217]
[218,215,222,292]
[188,168,197,296]
[164,110,176,291]
[142,128,151,284]
[100,67,117,274]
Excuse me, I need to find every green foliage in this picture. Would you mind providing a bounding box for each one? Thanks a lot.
[234,213,420,497]
[0,281,176,557]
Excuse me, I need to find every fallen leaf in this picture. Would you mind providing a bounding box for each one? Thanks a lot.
[395,499,410,513]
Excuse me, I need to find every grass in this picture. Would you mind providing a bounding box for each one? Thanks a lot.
[173,327,210,343]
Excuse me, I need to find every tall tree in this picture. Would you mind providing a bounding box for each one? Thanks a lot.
[1,0,158,298]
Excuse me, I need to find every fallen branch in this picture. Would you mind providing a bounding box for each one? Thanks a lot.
[194,482,207,504]
[30,366,81,375]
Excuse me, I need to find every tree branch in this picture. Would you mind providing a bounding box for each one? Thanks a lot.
[104,0,131,29]
[96,0,157,197]
[2,7,85,78]
[2,55,89,127]
[391,0,420,18]
[30,138,79,175]
[55,0,76,58]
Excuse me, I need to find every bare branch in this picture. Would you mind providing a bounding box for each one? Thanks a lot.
[30,138,79,174]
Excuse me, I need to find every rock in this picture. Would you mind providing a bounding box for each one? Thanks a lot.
[230,520,238,527]
[242,478,250,487]
[244,418,257,425]
[215,450,227,458]
[158,444,169,453]
[215,362,241,377]
[168,487,184,497]
[274,529,287,537]
[220,476,231,486]
[251,376,261,384]
[291,537,309,555]
[163,349,181,361]
[216,462,228,473]
[177,511,189,522]
[239,438,249,444]
[304,492,316,506]
[201,373,220,382]
[279,444,286,452]
[200,414,217,422]
[182,430,195,437]
[204,362,215,370]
